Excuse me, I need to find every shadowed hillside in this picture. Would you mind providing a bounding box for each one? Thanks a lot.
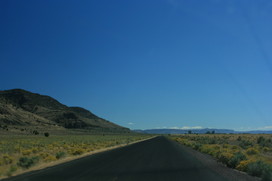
[0,89,129,134]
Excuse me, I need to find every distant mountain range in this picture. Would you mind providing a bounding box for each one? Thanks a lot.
[0,89,129,134]
[134,128,272,134]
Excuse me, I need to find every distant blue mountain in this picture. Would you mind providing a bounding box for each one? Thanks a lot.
[134,128,272,134]
[244,130,272,134]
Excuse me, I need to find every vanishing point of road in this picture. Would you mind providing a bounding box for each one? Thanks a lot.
[4,136,259,181]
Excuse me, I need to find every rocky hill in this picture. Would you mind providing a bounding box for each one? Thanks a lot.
[0,89,129,134]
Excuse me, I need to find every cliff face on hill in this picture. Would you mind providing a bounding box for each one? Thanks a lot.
[0,89,129,133]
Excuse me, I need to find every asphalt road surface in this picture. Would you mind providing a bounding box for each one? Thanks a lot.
[4,136,258,181]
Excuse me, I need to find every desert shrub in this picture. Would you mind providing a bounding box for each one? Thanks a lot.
[228,152,247,168]
[258,136,266,144]
[195,136,217,144]
[17,156,39,169]
[44,132,49,137]
[247,160,272,181]
[217,139,226,144]
[200,144,220,157]
[6,165,17,176]
[14,145,21,153]
[31,148,39,154]
[246,147,259,155]
[2,154,13,165]
[39,152,49,159]
[32,130,39,135]
[263,147,272,152]
[218,152,233,165]
[210,149,222,158]
[200,144,213,154]
[182,140,193,147]
[209,145,221,157]
[257,136,272,148]
[237,159,255,171]
[231,145,239,150]
[208,138,217,144]
[44,155,57,162]
[239,140,253,149]
[22,149,32,156]
[56,152,66,159]
[70,148,85,155]
[192,143,202,151]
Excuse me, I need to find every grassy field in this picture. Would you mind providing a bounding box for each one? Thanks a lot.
[170,134,272,181]
[0,133,151,178]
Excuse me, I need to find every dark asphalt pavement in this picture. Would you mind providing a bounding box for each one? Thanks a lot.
[3,136,254,181]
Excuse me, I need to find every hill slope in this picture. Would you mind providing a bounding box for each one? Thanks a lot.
[0,89,129,134]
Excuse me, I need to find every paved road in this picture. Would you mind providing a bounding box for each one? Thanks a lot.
[4,136,258,181]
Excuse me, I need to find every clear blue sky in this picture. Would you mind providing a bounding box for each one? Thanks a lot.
[1,0,272,130]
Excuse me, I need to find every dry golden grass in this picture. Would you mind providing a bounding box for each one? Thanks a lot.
[0,134,152,178]
[170,134,272,180]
